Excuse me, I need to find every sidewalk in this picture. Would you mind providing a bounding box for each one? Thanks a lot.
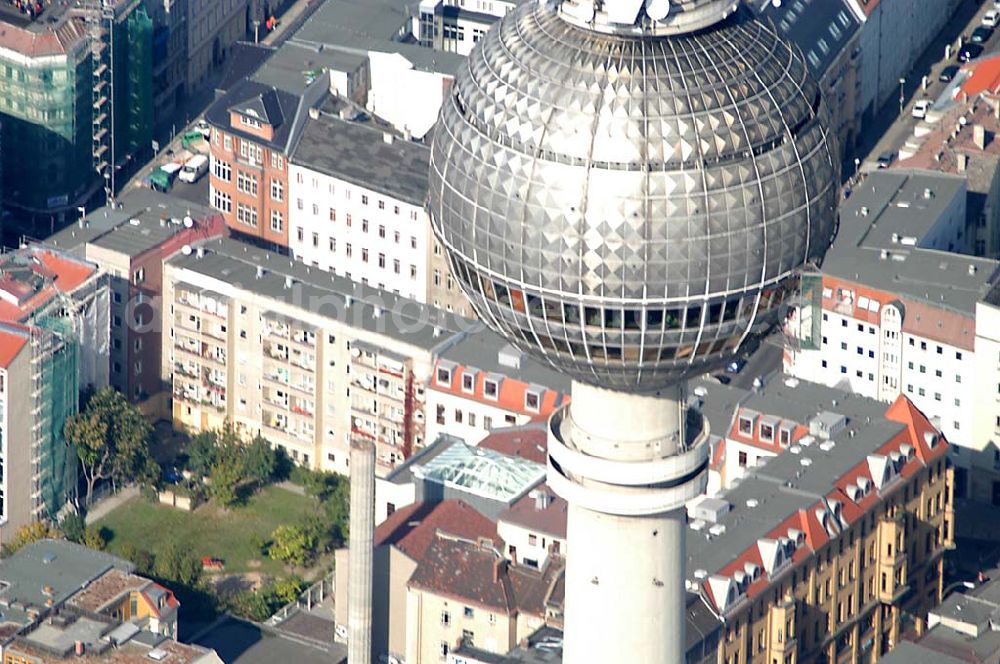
[85,486,139,525]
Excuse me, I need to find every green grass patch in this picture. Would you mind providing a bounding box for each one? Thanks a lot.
[95,486,318,576]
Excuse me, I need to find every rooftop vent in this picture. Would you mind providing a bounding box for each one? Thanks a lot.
[498,344,523,369]
[923,188,934,199]
[708,524,726,537]
[800,458,813,467]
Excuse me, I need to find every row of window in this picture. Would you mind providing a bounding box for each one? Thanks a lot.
[291,173,420,220]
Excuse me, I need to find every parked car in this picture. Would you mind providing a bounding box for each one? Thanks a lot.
[958,43,984,63]
[972,26,994,44]
[714,374,732,385]
[876,151,895,169]
[912,99,932,119]
[939,64,960,82]
[984,10,1000,28]
[178,154,209,184]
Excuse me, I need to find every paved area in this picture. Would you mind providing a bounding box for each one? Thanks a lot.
[84,486,139,525]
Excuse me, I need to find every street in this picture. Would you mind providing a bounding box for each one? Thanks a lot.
[858,0,1000,171]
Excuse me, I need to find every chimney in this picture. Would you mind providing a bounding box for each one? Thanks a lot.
[195,246,204,258]
[958,153,969,172]
[974,124,987,150]
[256,266,264,279]
[493,558,507,583]
[383,132,394,145]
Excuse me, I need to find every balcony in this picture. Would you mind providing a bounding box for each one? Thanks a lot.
[265,343,289,361]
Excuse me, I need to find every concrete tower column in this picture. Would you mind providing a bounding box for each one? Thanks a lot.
[547,381,708,664]
[347,439,375,664]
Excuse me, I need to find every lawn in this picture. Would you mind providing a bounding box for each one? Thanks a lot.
[95,486,320,577]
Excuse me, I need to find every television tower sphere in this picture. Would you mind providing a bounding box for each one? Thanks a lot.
[428,0,838,393]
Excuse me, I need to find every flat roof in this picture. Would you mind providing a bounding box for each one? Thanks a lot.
[290,94,430,206]
[0,540,133,616]
[437,328,571,396]
[828,169,999,314]
[192,615,346,664]
[289,0,465,75]
[253,43,368,97]
[168,237,473,351]
[876,641,968,664]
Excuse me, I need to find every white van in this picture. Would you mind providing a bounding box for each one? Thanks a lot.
[178,155,209,184]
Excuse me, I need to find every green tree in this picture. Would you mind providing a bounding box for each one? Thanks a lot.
[64,387,154,505]
[155,541,202,586]
[233,590,271,622]
[244,435,276,486]
[118,543,155,576]
[269,576,306,605]
[267,524,314,566]
[59,513,86,543]
[185,431,218,479]
[82,527,108,551]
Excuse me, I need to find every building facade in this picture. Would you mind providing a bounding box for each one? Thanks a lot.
[185,0,248,93]
[162,237,469,476]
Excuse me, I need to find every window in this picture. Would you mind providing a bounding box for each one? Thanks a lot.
[329,237,336,252]
[270,210,283,232]
[362,194,369,205]
[484,379,499,400]
[739,451,748,467]
[236,203,257,227]
[437,367,452,385]
[378,253,386,268]
[270,179,283,201]
[362,219,369,233]
[439,642,449,658]
[525,391,540,412]
[237,171,257,195]
[410,265,417,279]
[957,351,964,360]
[312,232,319,248]
[212,157,231,181]
[133,267,145,284]
[759,422,774,442]
[346,243,352,258]
[455,409,463,424]
[484,416,492,430]
[239,140,262,163]
[920,341,927,350]
[779,428,791,447]
[464,606,474,618]
[840,342,847,350]
[411,236,418,249]
[240,113,262,129]
[270,153,283,170]
[937,345,943,354]
[393,259,400,274]
[296,198,303,210]
[296,227,304,242]
[378,224,386,238]
[362,248,369,263]
[223,134,232,150]
[211,188,232,213]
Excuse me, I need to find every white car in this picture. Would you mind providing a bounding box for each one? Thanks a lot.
[912,99,931,119]
[984,10,1000,28]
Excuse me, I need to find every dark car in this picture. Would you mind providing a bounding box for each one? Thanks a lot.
[971,26,993,44]
[714,374,732,385]
[939,64,960,82]
[876,151,895,169]
[959,43,984,63]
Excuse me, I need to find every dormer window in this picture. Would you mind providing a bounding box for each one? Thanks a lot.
[779,427,791,448]
[461,371,476,393]
[759,422,774,442]
[484,378,499,400]
[240,112,262,129]
[436,366,452,386]
[738,416,753,435]
[525,390,540,412]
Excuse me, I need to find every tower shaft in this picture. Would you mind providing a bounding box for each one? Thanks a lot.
[347,439,375,664]
[547,383,708,663]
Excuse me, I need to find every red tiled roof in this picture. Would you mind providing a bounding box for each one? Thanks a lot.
[959,54,1000,97]
[408,534,564,615]
[477,421,548,465]
[374,500,500,562]
[498,484,567,539]
[0,328,27,369]
[0,249,97,323]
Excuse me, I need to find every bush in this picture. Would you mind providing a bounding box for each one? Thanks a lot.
[154,541,202,587]
[60,513,86,544]
[117,543,156,576]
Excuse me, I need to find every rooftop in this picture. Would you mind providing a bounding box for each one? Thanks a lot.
[167,236,473,351]
[686,378,949,610]
[498,484,567,539]
[253,42,368,97]
[753,0,860,80]
[876,641,967,664]
[45,189,219,258]
[289,94,430,206]
[192,616,343,664]
[9,633,218,664]
[289,0,464,75]
[408,533,563,615]
[477,421,549,466]
[828,169,998,315]
[412,441,545,503]
[437,330,571,397]
[67,569,173,616]
[205,79,302,152]
[374,499,500,562]
[0,540,133,618]
[0,247,98,323]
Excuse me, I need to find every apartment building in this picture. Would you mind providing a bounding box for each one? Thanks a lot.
[162,237,473,475]
[971,283,1000,504]
[44,190,226,408]
[688,380,954,664]
[287,95,469,314]
[0,247,108,537]
[405,534,564,664]
[496,485,567,571]
[425,334,568,446]
[785,170,999,480]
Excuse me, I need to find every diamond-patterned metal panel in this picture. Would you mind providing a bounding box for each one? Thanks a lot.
[429,3,838,392]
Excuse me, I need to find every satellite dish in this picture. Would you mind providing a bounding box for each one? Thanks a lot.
[181,245,192,255]
[183,216,194,228]
[645,0,670,21]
